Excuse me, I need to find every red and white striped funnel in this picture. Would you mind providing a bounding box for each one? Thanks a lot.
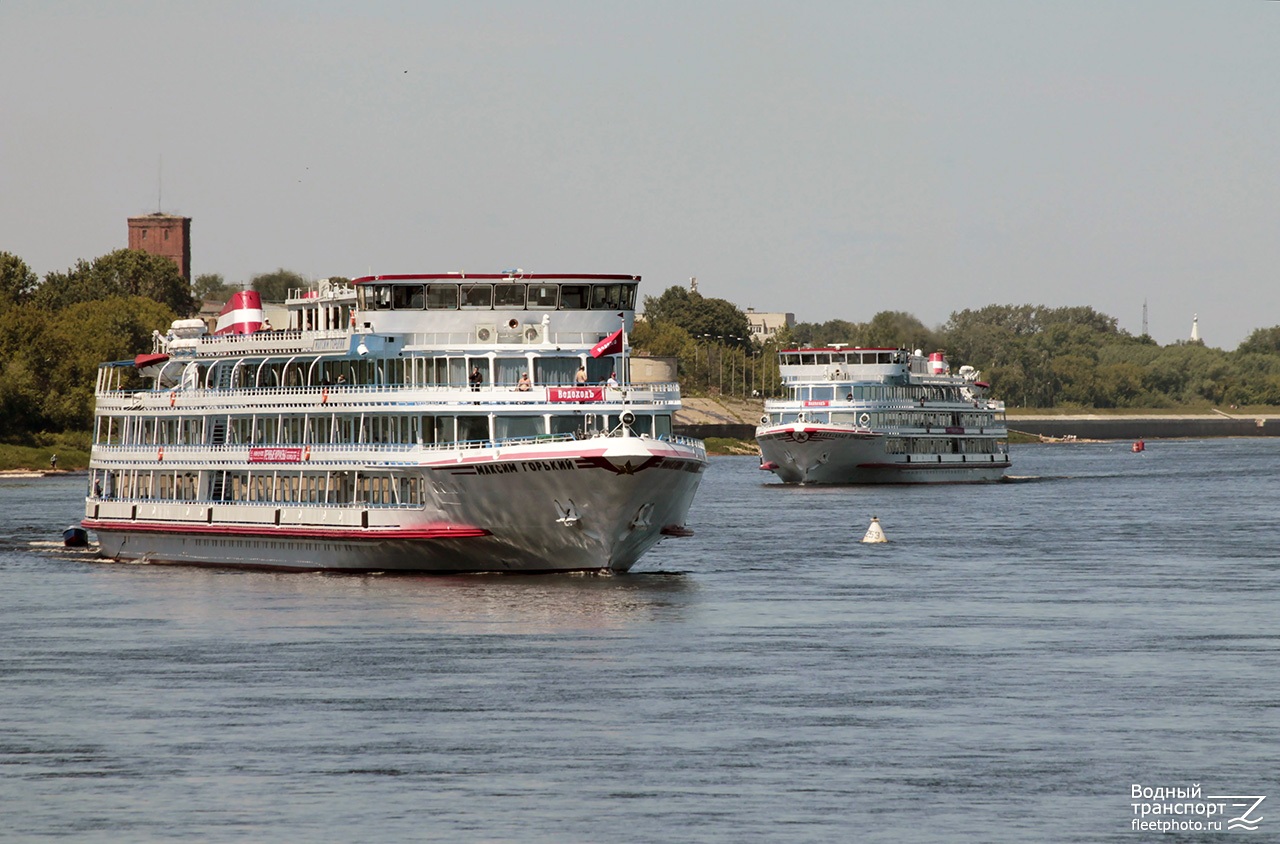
[214,291,265,335]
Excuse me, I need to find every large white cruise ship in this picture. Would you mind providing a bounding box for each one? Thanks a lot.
[756,347,1010,484]
[83,273,707,573]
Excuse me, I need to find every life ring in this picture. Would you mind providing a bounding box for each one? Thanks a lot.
[169,391,176,407]
[349,310,356,328]
[157,445,164,461]
[304,445,311,461]
[858,412,870,427]
[321,387,329,404]
[794,431,810,443]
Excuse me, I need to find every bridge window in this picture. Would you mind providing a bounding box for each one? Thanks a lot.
[591,284,621,310]
[392,284,424,309]
[527,285,558,309]
[460,284,492,308]
[426,284,458,309]
[560,284,590,309]
[495,283,525,308]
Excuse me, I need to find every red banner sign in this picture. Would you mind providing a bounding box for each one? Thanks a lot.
[548,386,605,403]
[803,400,830,407]
[249,447,304,463]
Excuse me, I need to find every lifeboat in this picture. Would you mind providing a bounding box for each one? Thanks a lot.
[63,526,89,547]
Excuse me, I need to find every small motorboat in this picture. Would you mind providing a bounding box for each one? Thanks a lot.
[63,526,89,548]
[1132,440,1145,453]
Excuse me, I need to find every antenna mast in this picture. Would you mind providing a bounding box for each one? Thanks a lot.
[1142,299,1148,337]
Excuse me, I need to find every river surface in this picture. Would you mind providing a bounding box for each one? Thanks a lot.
[1,440,1277,842]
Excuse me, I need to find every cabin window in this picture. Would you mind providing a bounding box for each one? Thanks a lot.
[586,357,612,383]
[496,416,544,441]
[495,283,525,308]
[426,284,458,309]
[559,284,590,309]
[810,386,835,401]
[526,285,558,309]
[392,284,424,309]
[495,357,527,386]
[800,354,816,366]
[534,358,580,387]
[460,284,493,309]
[457,415,489,445]
[654,414,672,438]
[435,416,456,444]
[550,415,582,437]
[372,285,393,310]
[628,414,654,436]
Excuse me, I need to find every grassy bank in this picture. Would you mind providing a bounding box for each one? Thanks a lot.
[0,432,91,471]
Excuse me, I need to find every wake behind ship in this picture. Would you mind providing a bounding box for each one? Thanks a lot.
[84,273,706,573]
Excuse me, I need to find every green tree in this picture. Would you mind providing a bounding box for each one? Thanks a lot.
[863,311,938,351]
[641,286,751,349]
[1236,326,1280,356]
[31,249,195,315]
[0,252,38,306]
[41,297,178,430]
[193,272,240,302]
[251,269,308,302]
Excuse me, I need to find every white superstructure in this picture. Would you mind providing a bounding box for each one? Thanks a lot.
[756,347,1009,484]
[83,273,706,573]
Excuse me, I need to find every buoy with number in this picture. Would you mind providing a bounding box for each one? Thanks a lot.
[861,516,887,543]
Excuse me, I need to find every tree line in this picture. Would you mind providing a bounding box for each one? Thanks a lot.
[634,286,1280,409]
[0,250,331,437]
[4,248,1280,439]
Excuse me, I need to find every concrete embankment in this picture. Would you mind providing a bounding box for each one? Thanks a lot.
[1009,414,1280,440]
[671,398,1280,441]
[673,397,762,441]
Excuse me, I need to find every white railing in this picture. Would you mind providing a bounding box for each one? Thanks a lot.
[95,382,686,405]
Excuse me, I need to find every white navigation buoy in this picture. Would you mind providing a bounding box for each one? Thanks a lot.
[861,516,887,543]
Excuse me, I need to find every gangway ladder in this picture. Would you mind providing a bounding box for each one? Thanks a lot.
[207,418,228,501]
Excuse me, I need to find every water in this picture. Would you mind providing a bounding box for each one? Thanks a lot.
[2,441,1277,842]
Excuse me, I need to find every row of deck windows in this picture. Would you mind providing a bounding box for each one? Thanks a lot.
[158,355,617,391]
[780,351,904,366]
[770,411,1002,429]
[359,282,637,312]
[792,385,966,402]
[95,469,422,506]
[883,438,1004,455]
[96,412,673,446]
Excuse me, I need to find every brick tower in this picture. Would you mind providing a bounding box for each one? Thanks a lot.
[127,213,191,279]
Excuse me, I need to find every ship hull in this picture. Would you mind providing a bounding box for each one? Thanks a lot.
[84,438,705,574]
[757,424,1009,485]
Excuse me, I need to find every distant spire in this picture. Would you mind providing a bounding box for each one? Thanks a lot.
[1190,313,1199,342]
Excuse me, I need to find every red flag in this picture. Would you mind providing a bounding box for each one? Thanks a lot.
[590,327,624,358]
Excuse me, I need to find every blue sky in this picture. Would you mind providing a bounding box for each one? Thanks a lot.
[3,1,1277,348]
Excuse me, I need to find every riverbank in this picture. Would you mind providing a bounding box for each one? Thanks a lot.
[1007,411,1280,440]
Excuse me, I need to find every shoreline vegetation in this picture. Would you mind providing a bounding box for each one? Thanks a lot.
[11,405,1279,470]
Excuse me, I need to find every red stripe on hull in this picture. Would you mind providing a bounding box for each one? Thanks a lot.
[81,519,490,541]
